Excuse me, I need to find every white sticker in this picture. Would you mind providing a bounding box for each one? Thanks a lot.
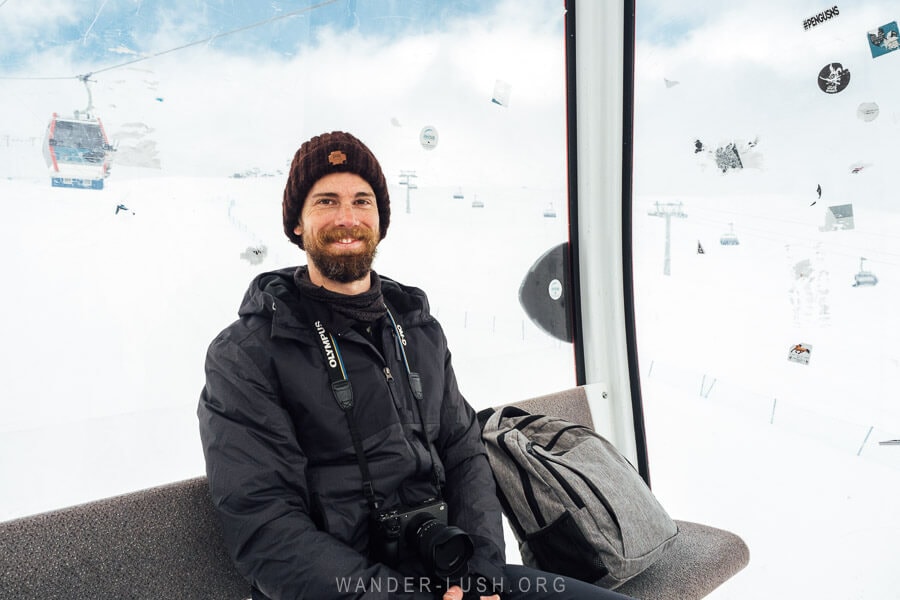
[491,79,512,107]
[857,102,879,122]
[548,279,563,300]
[419,126,438,150]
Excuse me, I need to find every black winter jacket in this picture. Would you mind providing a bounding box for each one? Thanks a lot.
[198,267,506,599]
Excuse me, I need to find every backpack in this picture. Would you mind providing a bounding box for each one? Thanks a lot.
[479,406,679,589]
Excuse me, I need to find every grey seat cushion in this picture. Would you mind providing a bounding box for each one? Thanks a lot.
[0,477,249,600]
[616,520,750,600]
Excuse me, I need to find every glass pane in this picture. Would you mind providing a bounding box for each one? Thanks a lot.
[633,2,900,597]
[0,1,571,520]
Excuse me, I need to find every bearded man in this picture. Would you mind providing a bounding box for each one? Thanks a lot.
[198,131,636,600]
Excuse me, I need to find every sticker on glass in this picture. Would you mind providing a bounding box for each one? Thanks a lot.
[817,62,850,93]
[419,126,439,150]
[788,343,813,365]
[857,102,879,122]
[693,137,763,173]
[802,6,840,31]
[867,21,900,58]
[491,79,512,107]
[548,279,563,301]
[819,203,854,232]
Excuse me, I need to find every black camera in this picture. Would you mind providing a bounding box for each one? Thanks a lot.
[369,498,474,579]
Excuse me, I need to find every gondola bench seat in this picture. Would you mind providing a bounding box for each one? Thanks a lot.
[0,386,749,600]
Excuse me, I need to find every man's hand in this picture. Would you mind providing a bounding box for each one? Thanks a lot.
[441,584,499,600]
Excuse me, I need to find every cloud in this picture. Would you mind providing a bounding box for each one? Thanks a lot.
[0,0,81,57]
[0,0,568,191]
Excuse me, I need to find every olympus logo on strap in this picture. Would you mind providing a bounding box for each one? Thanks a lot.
[314,320,338,368]
[396,323,407,346]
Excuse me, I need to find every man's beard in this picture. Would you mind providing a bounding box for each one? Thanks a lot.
[304,225,379,284]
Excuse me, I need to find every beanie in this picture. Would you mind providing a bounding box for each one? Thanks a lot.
[282,131,390,249]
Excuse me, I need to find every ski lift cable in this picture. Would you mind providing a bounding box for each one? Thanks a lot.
[731,222,900,263]
[0,0,340,81]
[704,220,900,265]
[679,214,900,267]
[689,204,839,231]
[684,210,900,255]
[690,204,900,246]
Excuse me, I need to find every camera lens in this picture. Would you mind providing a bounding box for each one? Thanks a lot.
[408,516,474,579]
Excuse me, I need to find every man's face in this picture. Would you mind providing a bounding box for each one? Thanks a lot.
[295,172,380,286]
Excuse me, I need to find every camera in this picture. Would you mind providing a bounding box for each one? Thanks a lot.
[369,498,474,579]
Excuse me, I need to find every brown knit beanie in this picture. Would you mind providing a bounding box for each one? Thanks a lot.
[282,131,390,249]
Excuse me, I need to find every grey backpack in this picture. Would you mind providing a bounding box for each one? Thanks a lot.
[479,406,679,589]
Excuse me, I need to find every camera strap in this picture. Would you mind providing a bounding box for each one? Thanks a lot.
[312,318,380,511]
[310,305,445,510]
[384,307,445,496]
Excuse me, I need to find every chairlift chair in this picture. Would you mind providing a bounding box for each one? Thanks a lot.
[853,257,878,287]
[719,233,739,245]
[719,222,740,245]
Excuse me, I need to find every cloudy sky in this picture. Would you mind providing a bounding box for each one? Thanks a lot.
[0,0,567,188]
[5,0,895,196]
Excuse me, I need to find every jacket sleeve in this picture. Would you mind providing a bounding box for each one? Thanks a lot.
[434,342,507,584]
[198,335,434,600]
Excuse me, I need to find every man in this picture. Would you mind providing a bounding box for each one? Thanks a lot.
[198,131,635,600]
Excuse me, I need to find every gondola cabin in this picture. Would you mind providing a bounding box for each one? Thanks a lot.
[43,112,112,190]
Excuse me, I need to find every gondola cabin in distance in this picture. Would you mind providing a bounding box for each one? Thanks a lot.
[42,112,113,190]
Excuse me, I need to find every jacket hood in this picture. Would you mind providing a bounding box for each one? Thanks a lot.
[237,266,434,336]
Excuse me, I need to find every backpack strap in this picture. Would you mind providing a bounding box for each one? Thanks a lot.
[476,407,495,431]
[478,405,532,432]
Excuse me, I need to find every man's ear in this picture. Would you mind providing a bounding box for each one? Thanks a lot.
[293,222,303,236]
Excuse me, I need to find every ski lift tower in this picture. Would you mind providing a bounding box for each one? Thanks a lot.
[648,201,688,275]
[399,170,417,214]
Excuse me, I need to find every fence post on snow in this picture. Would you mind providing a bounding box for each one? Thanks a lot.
[857,425,874,456]
[700,374,716,398]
